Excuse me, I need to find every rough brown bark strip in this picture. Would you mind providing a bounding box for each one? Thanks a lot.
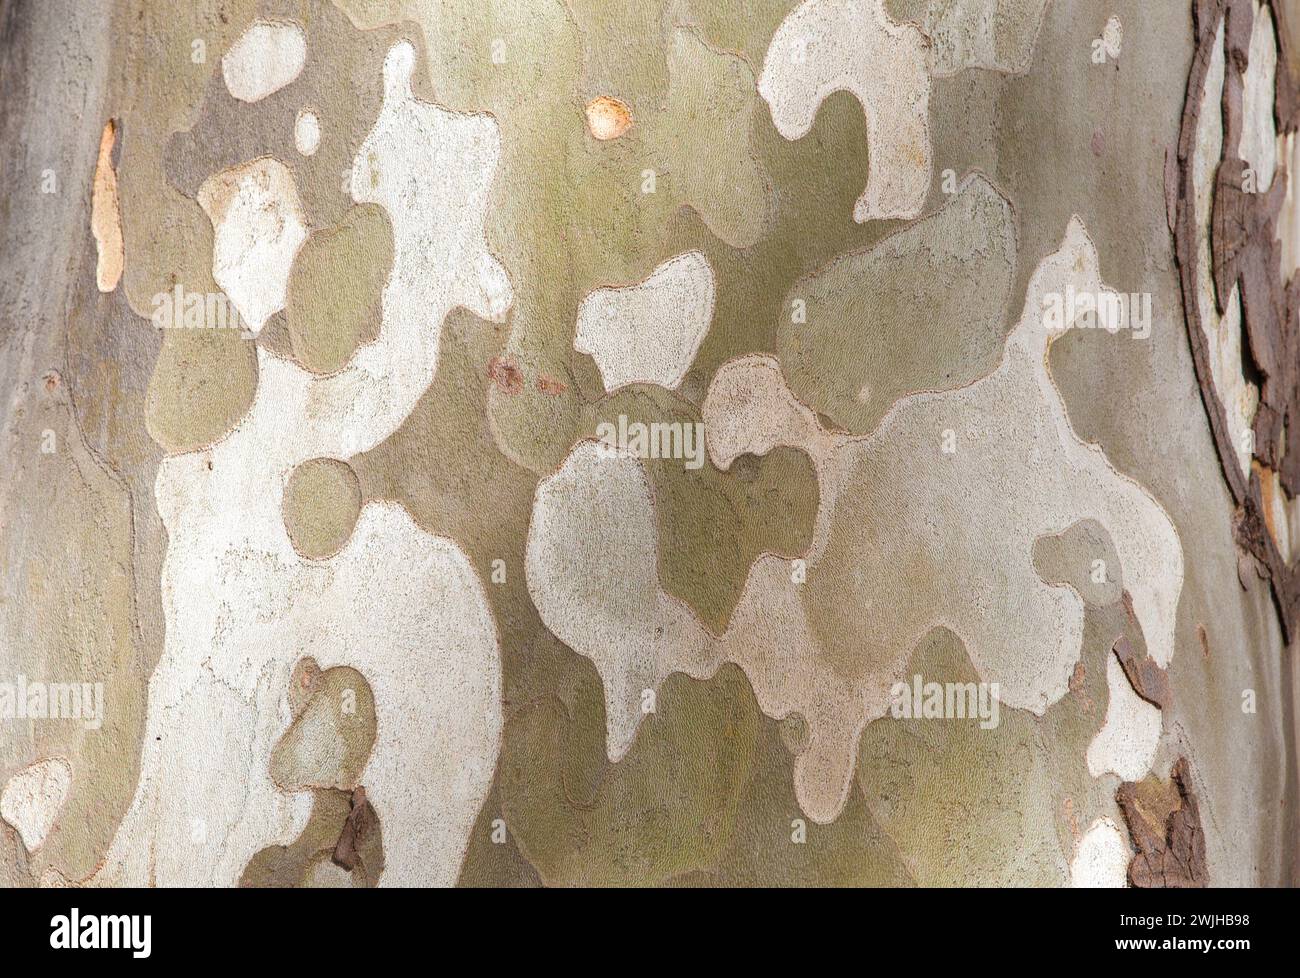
[1117,758,1209,888]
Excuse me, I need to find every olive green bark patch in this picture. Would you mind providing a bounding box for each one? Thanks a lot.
[456,782,545,887]
[145,328,258,453]
[778,174,1016,434]
[857,629,1075,885]
[569,0,672,107]
[498,667,760,886]
[352,307,537,552]
[649,26,774,249]
[1033,519,1126,608]
[240,788,384,887]
[282,457,363,559]
[271,663,376,792]
[686,0,799,72]
[0,824,32,888]
[285,204,391,374]
[2,372,146,883]
[115,0,251,316]
[578,386,819,633]
[646,445,819,634]
[855,589,1138,887]
[679,718,914,887]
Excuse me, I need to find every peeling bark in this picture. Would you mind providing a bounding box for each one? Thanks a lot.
[1117,758,1209,888]
[1176,0,1300,637]
[332,787,376,874]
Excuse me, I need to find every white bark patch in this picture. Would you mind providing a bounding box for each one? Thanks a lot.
[222,20,307,103]
[1070,816,1129,887]
[294,108,320,156]
[574,251,715,391]
[758,0,931,222]
[1241,3,1276,191]
[1102,15,1123,61]
[1277,132,1299,279]
[1,758,72,853]
[1086,655,1162,782]
[526,443,714,766]
[95,41,511,887]
[527,217,1183,823]
[198,157,309,334]
[1194,23,1258,478]
[910,0,1051,76]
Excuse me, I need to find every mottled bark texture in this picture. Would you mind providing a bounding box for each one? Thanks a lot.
[1,0,1297,887]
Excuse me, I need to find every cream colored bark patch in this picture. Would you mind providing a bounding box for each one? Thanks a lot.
[1277,132,1300,279]
[1086,655,1161,782]
[899,0,1050,76]
[527,443,714,766]
[222,20,307,103]
[1070,816,1129,888]
[91,119,123,292]
[198,157,309,334]
[585,95,632,140]
[574,251,715,392]
[1241,3,1276,192]
[1,758,72,853]
[294,108,321,156]
[95,41,511,887]
[528,218,1183,823]
[1102,15,1123,62]
[759,0,931,222]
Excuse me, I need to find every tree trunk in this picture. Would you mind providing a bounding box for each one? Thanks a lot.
[0,0,1296,888]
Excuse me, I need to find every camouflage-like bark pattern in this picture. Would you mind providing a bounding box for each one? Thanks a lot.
[0,0,1296,887]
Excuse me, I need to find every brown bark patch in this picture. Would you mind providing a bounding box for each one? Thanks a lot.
[1112,635,1171,709]
[1175,0,1300,639]
[488,356,525,395]
[1116,758,1208,888]
[332,787,377,872]
[536,375,568,396]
